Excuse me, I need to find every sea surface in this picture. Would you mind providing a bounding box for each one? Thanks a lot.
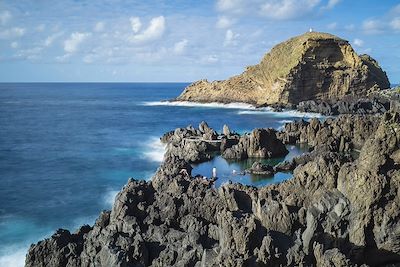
[0,83,322,266]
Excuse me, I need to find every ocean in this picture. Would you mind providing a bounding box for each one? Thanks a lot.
[0,83,322,266]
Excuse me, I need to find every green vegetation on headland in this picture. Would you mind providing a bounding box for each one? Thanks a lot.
[178,31,390,106]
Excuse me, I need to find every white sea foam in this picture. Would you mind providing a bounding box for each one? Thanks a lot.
[142,137,166,162]
[142,101,260,110]
[238,109,323,118]
[0,246,27,267]
[142,101,325,119]
[279,119,294,124]
[104,189,119,207]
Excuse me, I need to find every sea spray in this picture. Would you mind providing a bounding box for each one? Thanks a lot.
[142,137,166,162]
[104,190,119,207]
[0,246,28,267]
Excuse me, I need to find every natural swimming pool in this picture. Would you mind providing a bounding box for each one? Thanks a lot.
[191,144,309,187]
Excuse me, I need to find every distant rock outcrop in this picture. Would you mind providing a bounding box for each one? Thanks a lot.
[177,32,390,106]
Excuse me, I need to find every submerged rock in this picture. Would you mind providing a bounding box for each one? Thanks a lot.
[177,32,390,106]
[245,162,275,176]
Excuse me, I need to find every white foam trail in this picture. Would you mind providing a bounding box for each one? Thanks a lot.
[142,137,166,162]
[142,101,262,110]
[238,109,323,118]
[142,101,324,119]
[280,119,294,123]
[0,246,28,267]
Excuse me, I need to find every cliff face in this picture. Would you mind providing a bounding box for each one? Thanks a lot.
[177,32,390,105]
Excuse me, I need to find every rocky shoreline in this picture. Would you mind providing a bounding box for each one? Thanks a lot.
[25,111,400,267]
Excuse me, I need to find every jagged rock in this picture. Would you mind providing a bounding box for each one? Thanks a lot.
[177,32,390,106]
[26,112,400,267]
[274,160,296,172]
[245,161,274,176]
[278,115,380,152]
[337,112,400,265]
[223,128,288,160]
[223,124,231,136]
[297,96,391,115]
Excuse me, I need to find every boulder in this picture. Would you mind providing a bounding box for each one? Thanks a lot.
[223,128,288,160]
[245,162,274,176]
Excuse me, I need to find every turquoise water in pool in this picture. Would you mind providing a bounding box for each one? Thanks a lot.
[192,144,308,187]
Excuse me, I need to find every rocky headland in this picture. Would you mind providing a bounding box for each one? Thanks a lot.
[24,31,400,267]
[177,32,396,115]
[25,111,400,267]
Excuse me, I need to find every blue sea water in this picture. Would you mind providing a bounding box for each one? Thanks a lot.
[0,83,320,266]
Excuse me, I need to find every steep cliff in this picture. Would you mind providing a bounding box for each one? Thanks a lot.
[177,32,390,105]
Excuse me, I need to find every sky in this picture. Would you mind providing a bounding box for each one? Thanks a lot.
[0,0,399,83]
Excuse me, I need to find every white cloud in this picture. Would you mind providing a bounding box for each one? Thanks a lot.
[223,29,239,46]
[216,0,244,13]
[136,47,168,62]
[391,17,400,30]
[216,0,340,21]
[260,0,321,20]
[327,22,337,30]
[353,38,364,47]
[0,27,26,39]
[391,4,400,15]
[64,32,91,53]
[44,32,63,47]
[362,19,383,34]
[130,16,165,43]
[14,46,43,60]
[36,24,45,32]
[0,11,11,25]
[216,16,234,29]
[10,41,18,49]
[323,0,341,10]
[83,54,96,63]
[344,24,355,31]
[55,53,71,63]
[129,17,142,33]
[94,22,105,32]
[201,54,219,64]
[173,39,188,54]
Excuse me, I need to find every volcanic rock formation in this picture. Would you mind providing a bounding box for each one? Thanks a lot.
[177,32,390,106]
[25,112,400,267]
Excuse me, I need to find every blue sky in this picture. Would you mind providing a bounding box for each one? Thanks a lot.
[0,0,399,83]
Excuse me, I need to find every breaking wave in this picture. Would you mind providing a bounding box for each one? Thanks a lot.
[142,137,166,162]
[141,101,260,110]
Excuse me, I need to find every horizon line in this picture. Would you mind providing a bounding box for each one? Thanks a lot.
[0,81,194,84]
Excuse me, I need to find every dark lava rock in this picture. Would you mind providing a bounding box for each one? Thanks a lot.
[26,112,400,267]
[223,128,288,160]
[296,96,392,116]
[245,162,274,176]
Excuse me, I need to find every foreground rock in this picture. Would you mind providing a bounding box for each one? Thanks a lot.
[26,112,400,267]
[177,32,390,106]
